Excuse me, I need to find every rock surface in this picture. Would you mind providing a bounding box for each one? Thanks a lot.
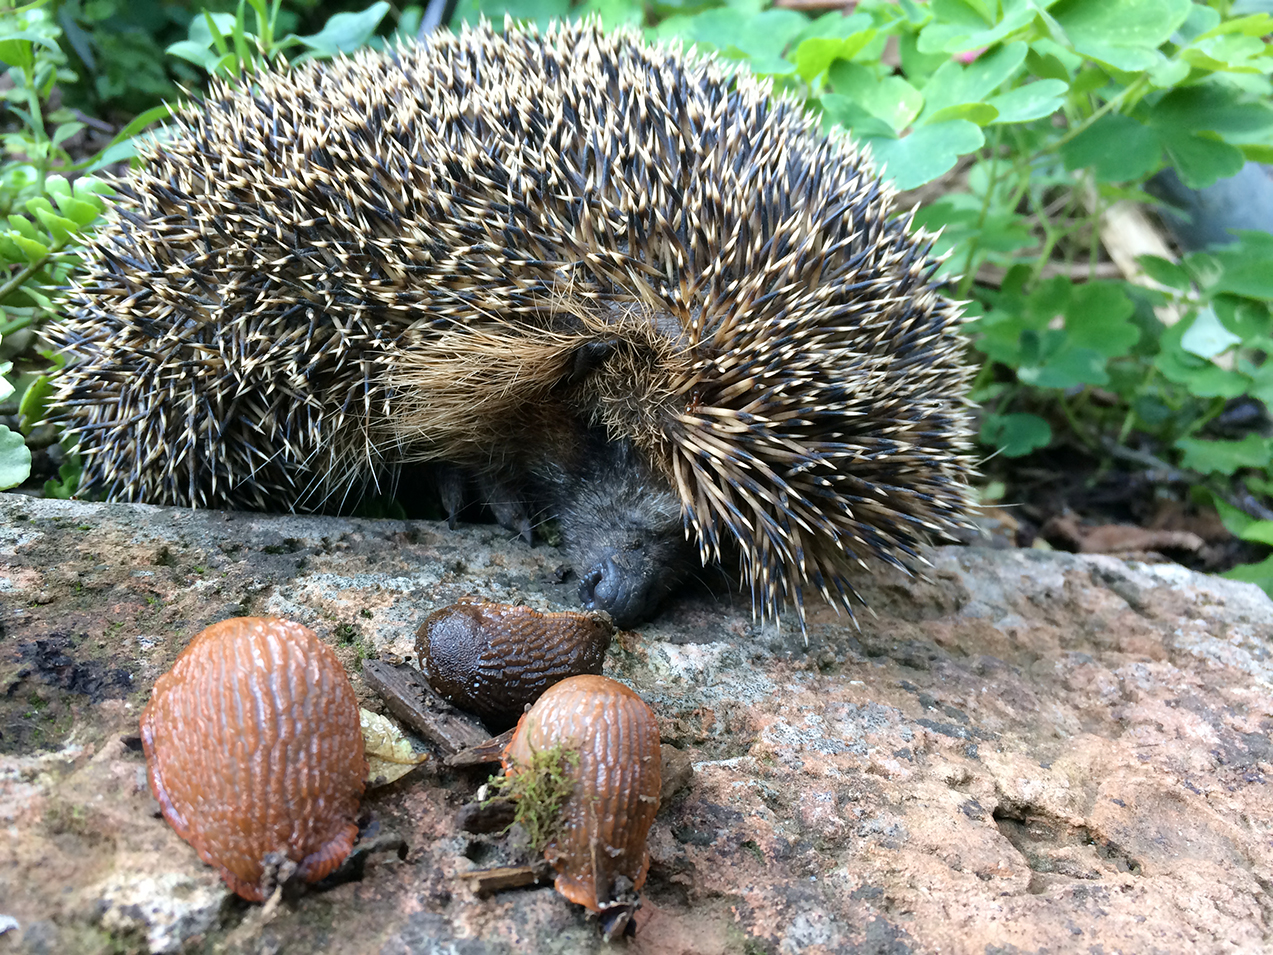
[1,492,1271,954]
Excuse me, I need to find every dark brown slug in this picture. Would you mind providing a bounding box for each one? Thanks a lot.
[501,674,661,921]
[416,601,613,730]
[140,617,367,901]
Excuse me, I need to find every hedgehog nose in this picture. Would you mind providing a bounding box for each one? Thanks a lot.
[579,556,636,628]
[579,555,621,608]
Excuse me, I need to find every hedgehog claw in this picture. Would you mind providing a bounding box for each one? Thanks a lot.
[476,474,532,545]
[437,466,466,530]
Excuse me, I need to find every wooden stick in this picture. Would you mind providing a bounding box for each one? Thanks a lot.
[361,660,491,755]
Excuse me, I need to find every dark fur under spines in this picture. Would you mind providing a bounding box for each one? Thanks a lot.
[52,18,975,629]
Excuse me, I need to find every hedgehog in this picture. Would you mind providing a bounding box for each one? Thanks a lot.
[51,18,975,630]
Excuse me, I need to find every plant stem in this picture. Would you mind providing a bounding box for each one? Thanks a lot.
[1116,365,1156,446]
[0,313,35,337]
[1040,75,1151,157]
[956,126,1005,300]
[1057,393,1100,452]
[22,59,50,193]
[0,255,52,308]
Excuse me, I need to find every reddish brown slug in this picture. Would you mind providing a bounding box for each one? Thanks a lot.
[140,617,367,901]
[416,601,613,730]
[501,674,661,921]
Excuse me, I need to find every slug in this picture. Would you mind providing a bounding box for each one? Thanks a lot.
[140,616,367,901]
[417,601,613,730]
[501,674,661,930]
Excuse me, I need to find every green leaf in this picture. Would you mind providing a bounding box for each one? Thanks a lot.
[1018,346,1109,387]
[24,199,77,245]
[108,105,172,144]
[918,0,1035,55]
[1208,492,1255,536]
[74,177,114,200]
[7,215,40,243]
[1148,58,1191,88]
[1160,131,1247,189]
[87,139,142,172]
[42,454,80,500]
[51,192,104,228]
[1238,521,1273,546]
[17,374,53,434]
[8,232,50,264]
[986,79,1068,124]
[794,33,877,82]
[1065,282,1140,356]
[42,176,71,199]
[1051,0,1192,72]
[1182,34,1268,73]
[1206,232,1273,300]
[1175,434,1272,474]
[1178,1,1222,41]
[819,94,898,139]
[1180,306,1241,358]
[691,8,809,75]
[794,10,875,45]
[1138,254,1191,289]
[195,12,238,52]
[981,412,1052,457]
[1060,114,1161,182]
[1148,85,1273,147]
[0,31,61,65]
[831,62,924,131]
[231,0,255,70]
[1026,46,1072,82]
[1154,319,1251,397]
[166,39,223,70]
[1223,555,1273,597]
[51,122,85,147]
[0,424,31,491]
[899,32,950,82]
[297,1,390,56]
[919,44,1028,123]
[862,120,984,189]
[924,102,999,126]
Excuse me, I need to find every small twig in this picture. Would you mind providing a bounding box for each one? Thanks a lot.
[362,660,491,755]
[446,729,516,767]
[1098,436,1196,484]
[975,259,1122,287]
[456,861,554,897]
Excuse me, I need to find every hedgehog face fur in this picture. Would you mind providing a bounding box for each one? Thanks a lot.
[540,436,694,626]
[51,19,975,629]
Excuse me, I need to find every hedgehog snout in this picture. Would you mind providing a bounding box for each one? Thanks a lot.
[565,503,694,628]
[537,436,694,628]
[578,548,663,630]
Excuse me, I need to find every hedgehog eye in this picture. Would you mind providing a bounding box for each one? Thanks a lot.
[629,538,644,551]
[566,339,617,385]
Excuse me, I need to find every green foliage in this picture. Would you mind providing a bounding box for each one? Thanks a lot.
[165,0,399,79]
[487,741,580,852]
[0,422,31,490]
[0,1,165,491]
[53,0,197,112]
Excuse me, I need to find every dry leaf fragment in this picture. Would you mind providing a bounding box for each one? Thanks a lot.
[361,708,428,786]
